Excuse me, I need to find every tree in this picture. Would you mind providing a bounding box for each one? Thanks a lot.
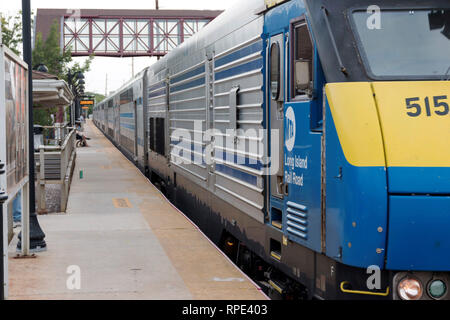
[33,107,55,127]
[86,92,106,115]
[32,20,94,126]
[0,13,23,55]
[32,19,93,80]
[2,15,95,126]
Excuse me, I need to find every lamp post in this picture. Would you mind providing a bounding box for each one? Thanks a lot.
[17,0,47,253]
[0,161,8,300]
[67,70,85,126]
[75,72,85,122]
[35,64,49,73]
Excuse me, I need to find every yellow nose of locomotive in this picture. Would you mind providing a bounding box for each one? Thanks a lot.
[326,81,450,171]
[371,81,450,170]
[326,80,450,271]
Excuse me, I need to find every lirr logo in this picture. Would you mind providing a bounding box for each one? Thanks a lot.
[285,106,296,152]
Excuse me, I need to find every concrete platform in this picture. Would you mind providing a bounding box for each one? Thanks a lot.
[7,121,267,300]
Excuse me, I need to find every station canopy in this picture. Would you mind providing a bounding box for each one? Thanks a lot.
[33,71,74,108]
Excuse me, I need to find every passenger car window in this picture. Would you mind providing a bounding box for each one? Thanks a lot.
[120,89,133,105]
[293,22,313,98]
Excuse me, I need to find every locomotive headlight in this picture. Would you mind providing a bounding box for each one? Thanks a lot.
[398,278,423,300]
[428,280,447,299]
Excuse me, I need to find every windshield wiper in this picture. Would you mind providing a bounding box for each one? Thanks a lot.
[443,66,450,81]
[321,6,348,76]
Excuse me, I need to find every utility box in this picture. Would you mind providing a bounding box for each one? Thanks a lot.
[0,42,31,299]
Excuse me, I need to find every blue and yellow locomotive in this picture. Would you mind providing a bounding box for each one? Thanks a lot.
[94,0,450,300]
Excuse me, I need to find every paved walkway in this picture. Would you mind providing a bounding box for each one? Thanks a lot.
[7,120,267,300]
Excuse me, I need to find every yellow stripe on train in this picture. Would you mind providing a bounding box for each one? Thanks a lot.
[325,82,386,167]
[326,82,450,168]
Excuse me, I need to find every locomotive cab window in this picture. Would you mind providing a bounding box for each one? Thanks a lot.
[352,9,450,79]
[292,21,314,98]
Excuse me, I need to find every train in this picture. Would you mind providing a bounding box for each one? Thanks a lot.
[93,0,450,300]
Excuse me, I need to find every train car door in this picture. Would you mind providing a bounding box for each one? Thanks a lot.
[134,100,138,160]
[282,17,324,253]
[115,95,120,144]
[268,34,286,200]
[103,104,106,132]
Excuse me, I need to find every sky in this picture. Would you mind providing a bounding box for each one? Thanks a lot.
[1,0,241,95]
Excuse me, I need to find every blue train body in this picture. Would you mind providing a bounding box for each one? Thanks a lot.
[94,0,450,299]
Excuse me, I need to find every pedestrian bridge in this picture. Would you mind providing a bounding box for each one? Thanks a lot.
[35,9,222,57]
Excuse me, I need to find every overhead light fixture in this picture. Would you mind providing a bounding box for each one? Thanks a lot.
[76,72,85,80]
[442,23,450,40]
[34,64,49,73]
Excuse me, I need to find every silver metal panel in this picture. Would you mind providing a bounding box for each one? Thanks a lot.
[168,49,208,185]
[108,106,114,131]
[114,95,120,144]
[147,68,169,169]
[119,101,135,155]
[211,17,265,222]
[148,79,167,117]
[134,79,145,165]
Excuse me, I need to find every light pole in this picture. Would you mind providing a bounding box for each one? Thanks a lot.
[75,73,85,122]
[17,0,47,253]
[0,161,8,299]
[67,70,85,126]
[68,70,76,126]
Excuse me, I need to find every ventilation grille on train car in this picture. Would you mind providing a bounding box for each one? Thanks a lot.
[286,201,308,240]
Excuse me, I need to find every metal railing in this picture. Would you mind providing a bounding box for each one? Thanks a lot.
[40,123,73,147]
[35,128,77,213]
